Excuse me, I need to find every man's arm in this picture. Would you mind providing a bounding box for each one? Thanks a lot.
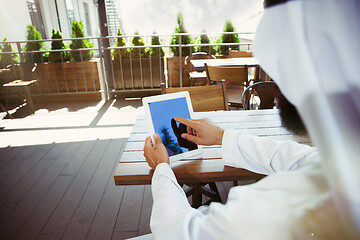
[222,130,319,175]
[175,117,318,175]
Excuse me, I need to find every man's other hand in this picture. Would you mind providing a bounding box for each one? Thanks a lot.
[143,133,170,170]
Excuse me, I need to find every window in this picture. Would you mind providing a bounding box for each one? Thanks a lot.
[83,2,92,36]
[66,0,75,27]
[27,0,46,39]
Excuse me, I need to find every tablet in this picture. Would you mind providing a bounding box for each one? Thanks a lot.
[142,91,203,162]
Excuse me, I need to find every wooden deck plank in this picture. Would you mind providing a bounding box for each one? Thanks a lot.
[86,140,127,240]
[138,185,153,236]
[0,155,57,223]
[42,139,111,234]
[0,142,82,239]
[7,141,97,239]
[61,138,126,240]
[0,143,54,200]
[12,175,74,240]
[112,231,138,240]
[114,185,145,232]
[87,184,126,240]
[42,142,69,160]
[0,146,27,169]
[0,145,38,177]
[37,233,62,240]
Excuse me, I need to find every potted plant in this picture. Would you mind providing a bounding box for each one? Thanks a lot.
[36,23,103,96]
[195,33,216,55]
[113,30,164,90]
[112,28,131,90]
[23,25,45,63]
[168,12,194,87]
[0,38,19,68]
[49,29,69,63]
[69,21,93,61]
[218,19,240,56]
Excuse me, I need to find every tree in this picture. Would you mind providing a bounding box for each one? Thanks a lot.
[130,31,149,58]
[69,21,93,61]
[195,33,216,55]
[170,12,193,57]
[112,28,130,60]
[50,29,69,62]
[219,19,240,55]
[24,25,44,63]
[149,32,165,58]
[0,38,19,68]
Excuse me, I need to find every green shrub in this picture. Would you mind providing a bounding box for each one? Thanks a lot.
[24,25,45,63]
[50,29,69,62]
[170,13,193,57]
[130,32,149,58]
[218,19,240,55]
[0,38,19,68]
[149,32,165,58]
[195,33,216,55]
[69,21,93,61]
[112,28,130,60]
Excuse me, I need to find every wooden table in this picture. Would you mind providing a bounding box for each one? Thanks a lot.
[190,57,259,69]
[114,109,310,207]
[3,79,38,114]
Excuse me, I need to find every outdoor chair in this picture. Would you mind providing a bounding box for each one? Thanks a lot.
[205,63,249,109]
[161,80,229,112]
[241,81,280,110]
[253,67,272,83]
[184,52,216,86]
[229,50,253,58]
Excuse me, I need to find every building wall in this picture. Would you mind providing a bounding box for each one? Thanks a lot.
[0,0,100,42]
[0,0,32,41]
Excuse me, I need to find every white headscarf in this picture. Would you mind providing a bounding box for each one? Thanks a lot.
[253,0,360,237]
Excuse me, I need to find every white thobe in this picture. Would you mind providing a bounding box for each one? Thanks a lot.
[150,130,344,239]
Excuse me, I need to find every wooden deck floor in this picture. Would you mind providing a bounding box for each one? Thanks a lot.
[0,99,238,240]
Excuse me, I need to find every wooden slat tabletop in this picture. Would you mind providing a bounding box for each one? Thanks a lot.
[114,109,310,186]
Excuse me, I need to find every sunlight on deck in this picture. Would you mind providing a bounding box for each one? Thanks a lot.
[0,99,144,147]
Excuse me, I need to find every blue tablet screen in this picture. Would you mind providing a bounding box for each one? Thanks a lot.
[149,97,198,156]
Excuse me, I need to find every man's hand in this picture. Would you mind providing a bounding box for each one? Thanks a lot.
[143,133,170,170]
[174,118,224,146]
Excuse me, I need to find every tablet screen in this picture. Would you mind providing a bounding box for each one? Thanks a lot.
[149,97,198,157]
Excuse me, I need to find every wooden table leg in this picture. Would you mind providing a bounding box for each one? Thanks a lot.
[192,184,203,208]
[23,86,35,114]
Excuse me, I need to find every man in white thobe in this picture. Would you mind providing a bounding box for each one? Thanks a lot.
[143,0,360,239]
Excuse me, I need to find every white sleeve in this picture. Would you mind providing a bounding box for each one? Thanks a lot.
[150,162,333,240]
[150,163,203,240]
[222,129,319,175]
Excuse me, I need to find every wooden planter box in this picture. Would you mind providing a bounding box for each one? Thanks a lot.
[113,57,164,90]
[166,56,190,87]
[36,59,103,94]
